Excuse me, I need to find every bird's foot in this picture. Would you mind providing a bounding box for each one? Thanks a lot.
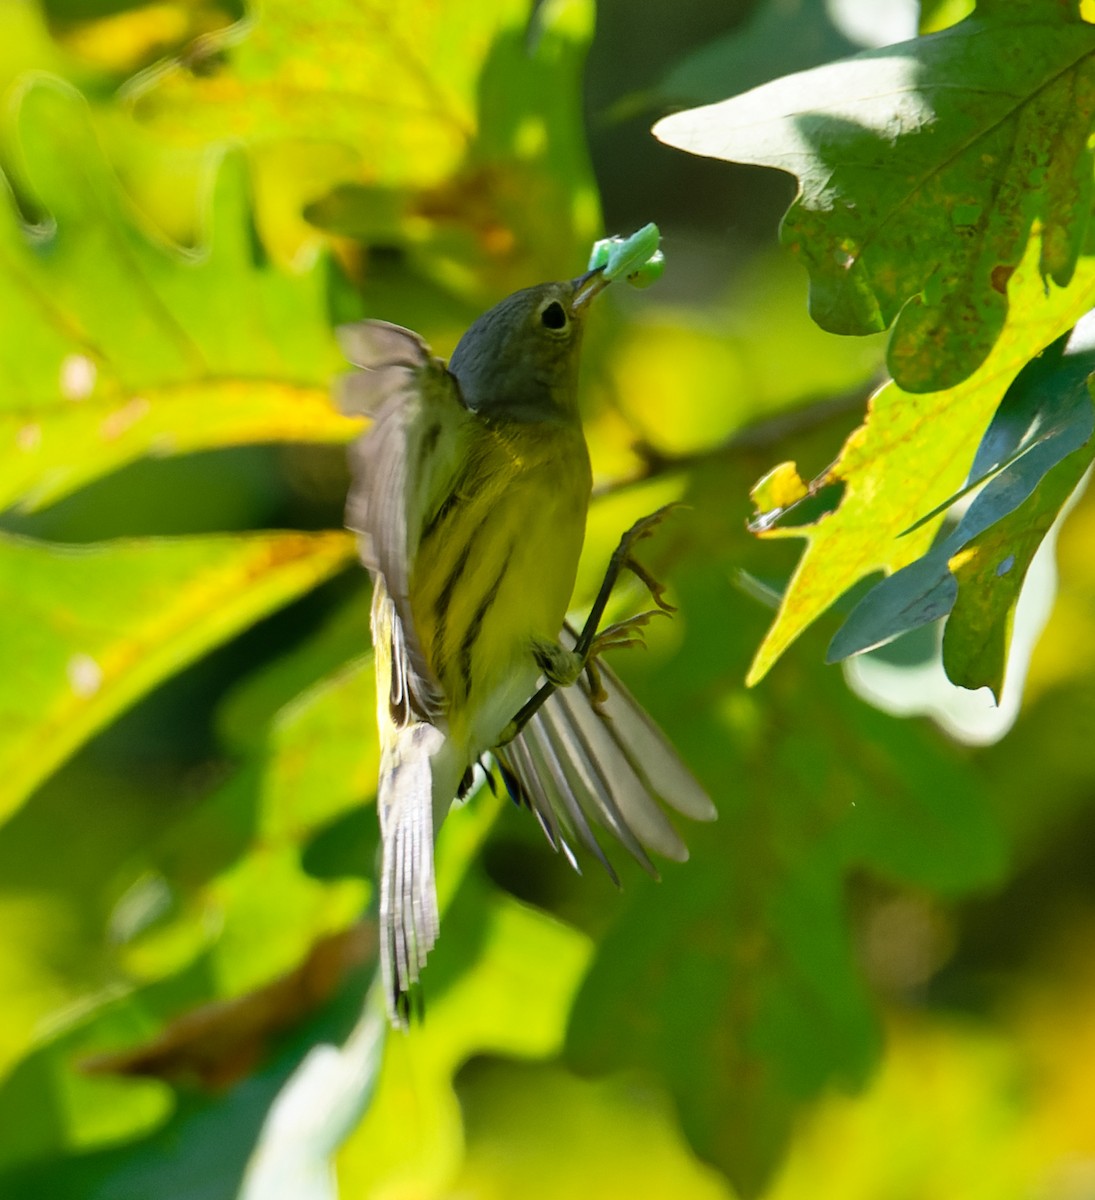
[496,504,682,742]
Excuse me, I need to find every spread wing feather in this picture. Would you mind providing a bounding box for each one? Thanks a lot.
[496,647,716,879]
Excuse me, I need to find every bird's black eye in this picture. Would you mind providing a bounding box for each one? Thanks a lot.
[540,300,567,330]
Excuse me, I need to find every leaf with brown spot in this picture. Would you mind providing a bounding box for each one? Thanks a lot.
[654,1,1095,393]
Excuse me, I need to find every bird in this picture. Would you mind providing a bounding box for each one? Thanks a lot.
[336,265,716,1025]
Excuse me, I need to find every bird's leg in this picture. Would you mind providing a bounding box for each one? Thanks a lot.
[496,504,681,744]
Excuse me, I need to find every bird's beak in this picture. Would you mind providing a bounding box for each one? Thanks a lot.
[571,266,609,311]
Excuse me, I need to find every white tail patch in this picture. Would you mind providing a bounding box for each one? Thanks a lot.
[377,722,445,1025]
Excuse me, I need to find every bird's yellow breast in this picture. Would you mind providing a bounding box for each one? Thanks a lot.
[409,417,591,754]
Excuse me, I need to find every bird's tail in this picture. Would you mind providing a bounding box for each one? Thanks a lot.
[376,721,446,1026]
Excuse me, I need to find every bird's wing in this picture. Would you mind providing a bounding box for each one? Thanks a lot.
[494,646,716,882]
[340,319,489,1022]
[338,320,470,725]
[338,320,476,1025]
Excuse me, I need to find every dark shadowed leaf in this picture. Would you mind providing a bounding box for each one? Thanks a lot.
[828,347,1095,694]
[564,547,1005,1196]
[942,437,1093,696]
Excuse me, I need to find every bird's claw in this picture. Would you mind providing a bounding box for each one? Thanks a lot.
[576,504,684,712]
[498,505,683,739]
[610,503,682,614]
[583,609,667,711]
[623,555,676,614]
[588,609,664,656]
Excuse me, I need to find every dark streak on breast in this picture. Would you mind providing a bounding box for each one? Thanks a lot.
[455,540,513,703]
[421,486,461,546]
[432,533,474,680]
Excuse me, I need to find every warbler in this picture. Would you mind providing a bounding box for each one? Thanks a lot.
[337,266,715,1025]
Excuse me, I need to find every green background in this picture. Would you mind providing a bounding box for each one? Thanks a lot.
[3,1,1095,1197]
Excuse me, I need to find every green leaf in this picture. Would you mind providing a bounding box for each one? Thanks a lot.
[125,0,520,185]
[296,0,600,293]
[0,764,179,1088]
[0,637,379,1176]
[116,642,379,991]
[0,950,372,1199]
[0,529,356,822]
[452,1060,733,1199]
[251,654,379,847]
[565,565,1005,1197]
[942,434,1093,695]
[0,78,358,514]
[124,0,601,279]
[896,328,1093,537]
[827,338,1095,683]
[0,1,66,99]
[0,749,365,1176]
[745,244,1095,686]
[0,999,175,1178]
[653,1,1095,392]
[333,865,592,1196]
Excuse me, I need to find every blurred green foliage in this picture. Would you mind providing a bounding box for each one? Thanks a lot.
[2,1,1095,1198]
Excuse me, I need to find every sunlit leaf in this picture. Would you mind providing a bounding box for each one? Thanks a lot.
[125,0,509,183]
[0,528,356,821]
[828,341,1095,694]
[453,1060,734,1200]
[0,640,378,1174]
[226,650,379,846]
[654,0,1095,392]
[117,651,380,993]
[50,1,234,77]
[306,0,600,294]
[0,0,68,100]
[766,927,1095,1200]
[333,864,592,1196]
[124,0,600,276]
[746,244,1095,686]
[765,1015,1036,1200]
[0,79,358,513]
[5,2,1095,1195]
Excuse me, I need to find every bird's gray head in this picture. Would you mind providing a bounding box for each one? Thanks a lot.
[448,270,607,423]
